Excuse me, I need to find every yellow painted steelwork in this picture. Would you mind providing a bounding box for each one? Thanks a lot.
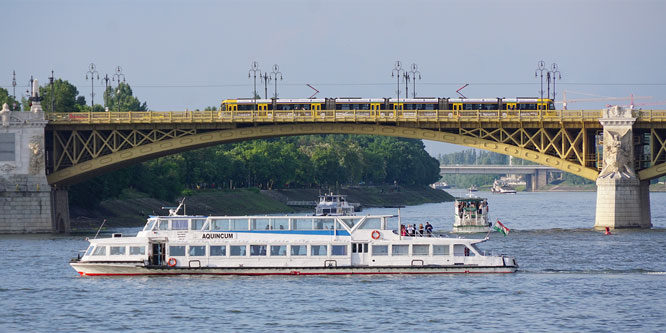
[44,109,666,186]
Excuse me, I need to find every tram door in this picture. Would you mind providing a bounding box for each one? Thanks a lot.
[150,243,166,266]
[351,243,369,266]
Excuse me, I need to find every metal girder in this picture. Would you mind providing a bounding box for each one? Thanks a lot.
[46,123,600,186]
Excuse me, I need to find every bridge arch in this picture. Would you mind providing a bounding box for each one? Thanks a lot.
[47,123,600,186]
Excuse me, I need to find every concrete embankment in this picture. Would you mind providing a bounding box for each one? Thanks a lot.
[70,185,454,230]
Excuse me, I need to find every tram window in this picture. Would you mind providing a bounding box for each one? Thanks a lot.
[210,245,226,256]
[332,245,347,256]
[413,245,429,256]
[85,245,95,256]
[169,246,186,256]
[392,245,409,256]
[311,245,327,256]
[250,245,267,256]
[191,219,206,230]
[130,246,145,255]
[230,245,247,256]
[290,245,307,256]
[189,246,206,256]
[372,245,388,256]
[92,246,106,256]
[158,220,169,230]
[110,246,126,255]
[433,245,449,255]
[270,245,287,256]
[172,220,188,230]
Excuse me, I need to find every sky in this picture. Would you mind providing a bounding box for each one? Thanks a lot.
[3,0,666,156]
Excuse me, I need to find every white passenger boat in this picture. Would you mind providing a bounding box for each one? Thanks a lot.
[315,193,355,216]
[491,179,517,194]
[70,205,517,276]
[452,196,492,233]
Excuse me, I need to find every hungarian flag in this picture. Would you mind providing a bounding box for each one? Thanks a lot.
[493,220,510,236]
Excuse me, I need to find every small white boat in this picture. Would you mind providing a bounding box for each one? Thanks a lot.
[315,193,355,216]
[452,196,492,233]
[491,180,516,194]
[70,201,517,276]
[431,181,450,190]
[468,185,478,192]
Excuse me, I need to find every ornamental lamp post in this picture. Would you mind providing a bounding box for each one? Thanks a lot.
[408,63,421,99]
[534,60,546,100]
[248,61,261,110]
[85,63,100,106]
[391,61,404,107]
[112,66,126,112]
[270,64,283,99]
[549,63,562,101]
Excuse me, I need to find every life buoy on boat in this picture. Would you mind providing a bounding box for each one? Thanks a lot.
[371,230,381,240]
[167,257,177,267]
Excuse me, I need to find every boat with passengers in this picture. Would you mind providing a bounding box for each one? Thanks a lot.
[70,202,517,276]
[452,196,492,233]
[315,193,355,216]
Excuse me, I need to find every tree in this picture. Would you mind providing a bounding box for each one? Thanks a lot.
[105,82,148,111]
[0,87,20,110]
[38,79,83,112]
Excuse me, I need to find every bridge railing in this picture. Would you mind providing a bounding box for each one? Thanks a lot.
[45,109,666,124]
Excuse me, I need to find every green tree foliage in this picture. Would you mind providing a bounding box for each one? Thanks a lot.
[104,82,148,111]
[69,135,441,206]
[0,87,20,110]
[38,79,84,112]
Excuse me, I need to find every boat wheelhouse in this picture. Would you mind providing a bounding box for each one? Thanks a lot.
[453,196,491,233]
[315,193,355,216]
[70,212,517,276]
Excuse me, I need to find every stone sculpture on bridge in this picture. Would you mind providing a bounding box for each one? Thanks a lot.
[1,103,10,127]
[28,136,44,175]
[599,132,635,179]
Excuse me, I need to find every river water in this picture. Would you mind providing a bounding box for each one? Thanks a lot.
[1,191,665,332]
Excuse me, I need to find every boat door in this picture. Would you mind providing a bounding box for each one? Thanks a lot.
[351,242,369,266]
[150,242,166,266]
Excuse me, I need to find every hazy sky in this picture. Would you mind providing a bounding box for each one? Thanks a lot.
[3,0,666,156]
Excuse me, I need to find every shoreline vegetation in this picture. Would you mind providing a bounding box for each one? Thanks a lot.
[70,185,454,231]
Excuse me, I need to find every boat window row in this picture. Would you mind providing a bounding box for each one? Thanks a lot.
[167,244,348,257]
[87,245,146,256]
[144,217,384,231]
[370,244,453,256]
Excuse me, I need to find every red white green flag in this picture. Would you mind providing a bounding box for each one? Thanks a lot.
[493,220,510,236]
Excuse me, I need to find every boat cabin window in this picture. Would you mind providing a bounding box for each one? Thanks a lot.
[210,219,230,231]
[169,246,185,256]
[110,246,126,255]
[372,245,388,256]
[231,219,249,231]
[332,245,347,256]
[358,217,381,230]
[352,243,368,253]
[158,220,169,231]
[210,245,226,256]
[250,245,267,256]
[413,245,429,256]
[271,219,289,230]
[433,245,450,255]
[311,245,327,256]
[171,219,188,230]
[293,218,313,230]
[130,246,145,255]
[144,220,156,231]
[253,219,270,230]
[453,244,475,257]
[191,219,206,231]
[290,245,307,256]
[92,246,106,256]
[85,245,95,256]
[271,245,287,256]
[189,246,206,256]
[230,245,247,256]
[392,245,409,256]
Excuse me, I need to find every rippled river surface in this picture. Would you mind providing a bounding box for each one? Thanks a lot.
[2,191,666,332]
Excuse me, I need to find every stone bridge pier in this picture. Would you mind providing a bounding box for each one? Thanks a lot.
[0,81,69,233]
[595,106,652,230]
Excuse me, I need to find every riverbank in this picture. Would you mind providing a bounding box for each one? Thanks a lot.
[70,185,454,231]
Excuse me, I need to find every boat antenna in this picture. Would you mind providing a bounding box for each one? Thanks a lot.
[93,219,107,239]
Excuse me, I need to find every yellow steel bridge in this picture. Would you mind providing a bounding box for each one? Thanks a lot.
[44,109,666,186]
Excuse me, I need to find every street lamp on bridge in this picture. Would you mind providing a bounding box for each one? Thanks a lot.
[248,61,261,110]
[407,63,421,99]
[392,61,404,105]
[11,70,17,110]
[259,72,271,99]
[112,66,126,112]
[549,63,562,101]
[85,63,99,107]
[534,60,546,100]
[270,64,283,99]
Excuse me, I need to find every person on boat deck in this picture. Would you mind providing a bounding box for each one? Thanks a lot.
[406,224,414,236]
[412,224,417,236]
[425,222,433,236]
[418,224,424,235]
[400,224,406,236]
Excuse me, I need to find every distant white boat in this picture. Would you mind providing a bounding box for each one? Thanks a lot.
[452,195,491,233]
[315,193,355,216]
[491,180,516,194]
[431,181,450,190]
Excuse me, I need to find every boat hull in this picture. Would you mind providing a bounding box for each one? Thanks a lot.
[71,262,517,276]
[452,225,492,233]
